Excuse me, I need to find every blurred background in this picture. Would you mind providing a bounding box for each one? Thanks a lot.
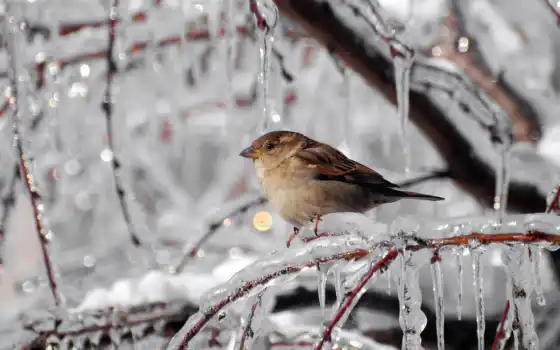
[0,0,560,349]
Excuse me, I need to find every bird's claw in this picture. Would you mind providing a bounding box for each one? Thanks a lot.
[311,215,322,236]
[286,227,300,248]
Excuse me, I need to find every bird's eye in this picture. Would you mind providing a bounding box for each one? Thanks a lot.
[265,142,275,151]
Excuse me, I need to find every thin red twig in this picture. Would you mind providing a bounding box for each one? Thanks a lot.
[238,290,264,350]
[546,185,560,214]
[173,196,268,273]
[543,0,560,25]
[491,300,510,350]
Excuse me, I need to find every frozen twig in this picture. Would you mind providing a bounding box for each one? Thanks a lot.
[0,165,19,265]
[24,301,197,348]
[166,248,369,349]
[173,195,267,273]
[546,185,560,214]
[437,4,541,142]
[489,184,560,348]
[543,0,560,25]
[491,300,510,350]
[315,230,560,349]
[249,0,278,33]
[4,11,64,306]
[101,0,142,247]
[238,290,264,350]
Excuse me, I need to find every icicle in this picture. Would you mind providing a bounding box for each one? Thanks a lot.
[393,55,414,173]
[254,1,279,133]
[472,249,485,350]
[332,263,344,307]
[494,144,511,221]
[456,248,463,320]
[338,69,353,155]
[512,326,520,350]
[493,109,513,221]
[386,266,392,295]
[430,258,445,350]
[530,247,546,305]
[222,0,236,137]
[395,251,427,350]
[503,247,539,349]
[317,267,328,319]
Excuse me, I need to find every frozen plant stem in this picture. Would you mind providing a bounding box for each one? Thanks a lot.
[491,300,510,350]
[166,248,369,349]
[238,290,265,350]
[173,196,268,273]
[4,10,64,307]
[102,0,141,246]
[315,231,560,349]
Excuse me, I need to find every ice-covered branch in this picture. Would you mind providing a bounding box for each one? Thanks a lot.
[543,0,560,25]
[316,229,560,349]
[173,195,267,273]
[24,301,198,349]
[436,4,541,142]
[166,238,369,349]
[4,8,64,307]
[491,300,511,350]
[101,0,142,247]
[273,0,548,213]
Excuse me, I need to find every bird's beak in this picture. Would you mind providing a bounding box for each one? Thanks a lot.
[239,145,261,159]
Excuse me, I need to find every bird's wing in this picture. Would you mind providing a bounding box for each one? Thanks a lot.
[295,143,399,188]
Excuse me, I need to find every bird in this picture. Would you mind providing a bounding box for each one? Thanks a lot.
[239,130,444,246]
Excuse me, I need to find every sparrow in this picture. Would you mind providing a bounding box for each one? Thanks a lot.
[239,131,444,244]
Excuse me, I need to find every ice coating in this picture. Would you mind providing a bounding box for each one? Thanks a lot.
[166,236,368,349]
[471,249,485,350]
[430,258,444,350]
[503,247,539,349]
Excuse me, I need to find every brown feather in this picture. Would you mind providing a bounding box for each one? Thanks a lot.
[295,141,399,188]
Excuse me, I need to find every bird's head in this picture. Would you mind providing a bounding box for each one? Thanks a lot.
[239,130,307,168]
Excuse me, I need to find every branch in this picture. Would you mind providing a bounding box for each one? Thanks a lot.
[273,0,547,213]
[491,300,511,350]
[238,290,264,350]
[166,247,369,349]
[4,14,64,307]
[24,301,198,349]
[437,3,542,142]
[101,0,141,246]
[172,195,268,273]
[315,230,560,348]
[543,0,560,25]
